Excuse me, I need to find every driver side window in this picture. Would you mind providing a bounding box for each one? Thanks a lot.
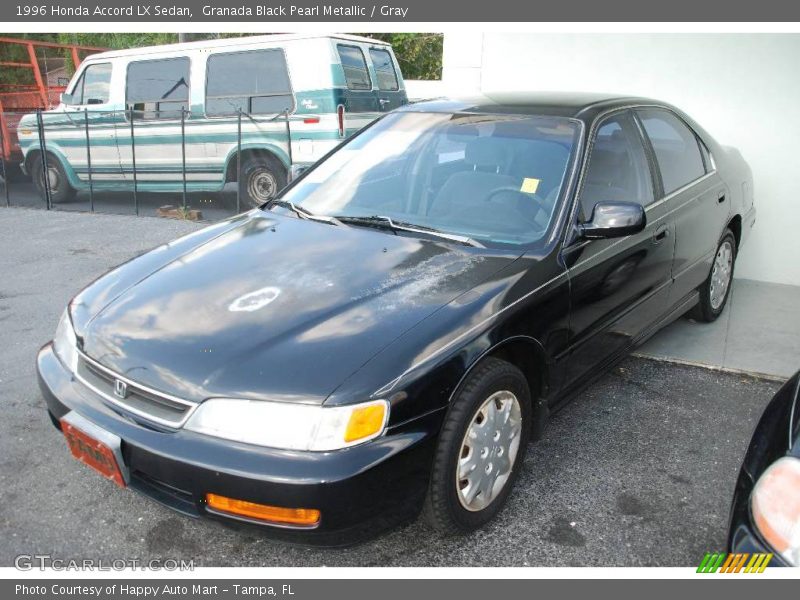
[71,63,112,106]
[580,111,654,221]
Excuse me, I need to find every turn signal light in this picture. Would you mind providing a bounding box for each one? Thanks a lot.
[344,402,386,442]
[206,493,321,527]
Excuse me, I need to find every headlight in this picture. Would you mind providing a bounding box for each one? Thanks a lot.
[751,456,800,566]
[184,398,389,451]
[53,308,79,373]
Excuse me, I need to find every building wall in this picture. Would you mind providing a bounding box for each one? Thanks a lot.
[442,33,800,286]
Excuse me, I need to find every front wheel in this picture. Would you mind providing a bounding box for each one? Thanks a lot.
[239,155,286,209]
[31,154,76,204]
[422,357,532,534]
[692,229,736,322]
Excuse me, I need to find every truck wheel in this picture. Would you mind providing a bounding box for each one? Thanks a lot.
[239,155,286,209]
[691,229,737,322]
[31,154,76,204]
[422,357,532,535]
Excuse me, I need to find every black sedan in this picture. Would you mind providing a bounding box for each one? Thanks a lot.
[37,92,756,544]
[729,371,800,566]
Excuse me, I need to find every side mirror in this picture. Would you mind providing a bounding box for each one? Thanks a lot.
[580,202,646,239]
[59,92,74,106]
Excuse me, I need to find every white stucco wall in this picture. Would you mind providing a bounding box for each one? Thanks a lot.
[442,33,800,286]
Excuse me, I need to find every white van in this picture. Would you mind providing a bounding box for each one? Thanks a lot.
[17,34,407,207]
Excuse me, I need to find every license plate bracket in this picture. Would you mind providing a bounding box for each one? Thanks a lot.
[60,411,128,488]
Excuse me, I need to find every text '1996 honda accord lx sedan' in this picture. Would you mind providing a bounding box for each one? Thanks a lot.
[38,93,756,545]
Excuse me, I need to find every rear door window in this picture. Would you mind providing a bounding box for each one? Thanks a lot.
[205,48,293,116]
[368,48,399,91]
[72,63,112,105]
[337,45,372,90]
[637,108,706,194]
[126,57,190,120]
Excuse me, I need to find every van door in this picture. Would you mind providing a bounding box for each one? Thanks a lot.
[335,44,379,117]
[367,46,406,113]
[118,57,191,187]
[61,62,122,187]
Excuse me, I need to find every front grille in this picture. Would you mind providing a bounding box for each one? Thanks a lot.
[75,351,195,428]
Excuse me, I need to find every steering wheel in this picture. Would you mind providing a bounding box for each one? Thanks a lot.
[484,186,546,225]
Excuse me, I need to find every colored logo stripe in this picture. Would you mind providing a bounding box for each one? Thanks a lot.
[697,552,773,573]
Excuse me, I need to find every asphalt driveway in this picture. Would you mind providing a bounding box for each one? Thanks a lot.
[0,207,783,567]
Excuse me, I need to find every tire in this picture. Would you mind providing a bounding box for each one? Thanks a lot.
[423,357,532,535]
[691,229,736,322]
[31,153,75,204]
[238,154,286,209]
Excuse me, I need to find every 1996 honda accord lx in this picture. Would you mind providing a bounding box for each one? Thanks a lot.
[38,93,756,544]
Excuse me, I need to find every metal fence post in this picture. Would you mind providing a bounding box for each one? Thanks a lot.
[284,109,293,166]
[236,109,242,214]
[36,109,52,210]
[0,120,9,208]
[181,107,187,209]
[84,109,94,212]
[129,108,138,216]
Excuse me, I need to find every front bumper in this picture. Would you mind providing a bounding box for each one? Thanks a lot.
[37,343,441,546]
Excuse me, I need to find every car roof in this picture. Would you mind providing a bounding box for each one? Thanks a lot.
[83,33,389,61]
[398,91,667,122]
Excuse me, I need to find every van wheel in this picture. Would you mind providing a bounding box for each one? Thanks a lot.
[691,229,736,322]
[239,155,286,208]
[422,357,532,535]
[31,154,75,204]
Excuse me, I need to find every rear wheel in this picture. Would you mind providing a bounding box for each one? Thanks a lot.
[31,153,75,204]
[423,357,532,535]
[691,229,736,322]
[239,154,286,209]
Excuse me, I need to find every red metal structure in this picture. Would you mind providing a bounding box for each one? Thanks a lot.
[0,37,107,167]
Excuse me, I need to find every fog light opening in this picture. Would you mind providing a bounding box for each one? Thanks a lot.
[205,493,321,527]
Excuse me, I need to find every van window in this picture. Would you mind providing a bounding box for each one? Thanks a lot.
[205,49,293,117]
[337,45,371,91]
[637,109,706,194]
[126,57,190,120]
[72,63,112,105]
[368,48,399,91]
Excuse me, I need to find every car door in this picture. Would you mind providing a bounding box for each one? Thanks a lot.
[368,46,405,113]
[635,108,729,306]
[561,110,675,385]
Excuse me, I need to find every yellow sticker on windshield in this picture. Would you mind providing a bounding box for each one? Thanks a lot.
[520,178,541,194]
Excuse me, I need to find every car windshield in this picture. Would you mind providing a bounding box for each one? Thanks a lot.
[277,111,581,247]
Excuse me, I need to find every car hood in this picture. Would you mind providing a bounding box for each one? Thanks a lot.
[75,211,518,404]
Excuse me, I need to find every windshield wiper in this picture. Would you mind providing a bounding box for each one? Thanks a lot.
[333,215,483,247]
[269,199,341,225]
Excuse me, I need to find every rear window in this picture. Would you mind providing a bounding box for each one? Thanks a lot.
[337,45,371,91]
[205,48,293,117]
[369,48,399,91]
[126,57,190,120]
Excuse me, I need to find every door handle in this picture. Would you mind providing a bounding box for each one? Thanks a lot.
[379,99,391,107]
[653,225,669,243]
[717,191,727,203]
